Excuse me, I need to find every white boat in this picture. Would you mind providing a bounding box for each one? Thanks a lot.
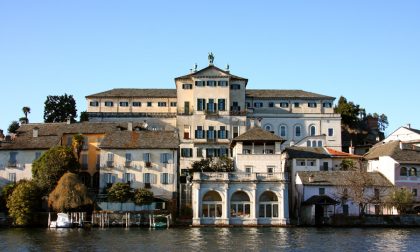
[50,213,73,228]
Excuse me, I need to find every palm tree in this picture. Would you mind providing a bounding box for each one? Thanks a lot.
[22,107,31,120]
[72,134,84,163]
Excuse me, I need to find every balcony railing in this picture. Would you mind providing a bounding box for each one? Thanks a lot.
[193,172,289,182]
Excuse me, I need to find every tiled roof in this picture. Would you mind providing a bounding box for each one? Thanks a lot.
[297,171,393,187]
[246,89,335,100]
[284,147,330,159]
[364,141,420,164]
[86,88,177,98]
[0,134,61,150]
[325,148,362,158]
[99,130,179,149]
[405,127,420,135]
[175,65,248,82]
[232,127,284,143]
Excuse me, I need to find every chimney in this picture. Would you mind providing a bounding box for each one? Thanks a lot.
[33,127,39,138]
[400,141,403,150]
[128,122,133,131]
[407,123,411,129]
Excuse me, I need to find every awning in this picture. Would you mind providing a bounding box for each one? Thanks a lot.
[303,195,339,206]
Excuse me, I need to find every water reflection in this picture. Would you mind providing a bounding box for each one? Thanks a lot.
[1,227,420,251]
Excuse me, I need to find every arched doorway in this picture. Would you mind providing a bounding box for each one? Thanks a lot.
[202,191,222,218]
[230,191,251,218]
[259,191,279,218]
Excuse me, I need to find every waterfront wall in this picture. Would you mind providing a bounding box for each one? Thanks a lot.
[330,215,420,227]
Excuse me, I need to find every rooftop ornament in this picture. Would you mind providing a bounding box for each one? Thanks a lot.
[208,52,214,65]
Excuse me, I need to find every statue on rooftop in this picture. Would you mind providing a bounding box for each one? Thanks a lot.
[208,52,214,65]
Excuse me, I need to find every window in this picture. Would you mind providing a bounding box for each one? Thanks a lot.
[218,126,228,139]
[400,167,408,176]
[312,140,317,147]
[220,148,228,157]
[268,102,274,108]
[207,80,216,87]
[195,81,205,87]
[184,125,190,139]
[82,136,89,150]
[319,188,325,195]
[230,84,241,90]
[147,102,152,107]
[143,173,157,185]
[410,167,417,177]
[161,173,173,184]
[323,102,333,108]
[297,159,306,166]
[105,101,114,107]
[328,128,334,137]
[158,102,167,107]
[310,125,316,136]
[231,101,240,112]
[107,153,114,167]
[125,153,132,167]
[308,102,317,108]
[294,102,300,108]
[202,191,222,218]
[170,102,177,107]
[308,160,316,166]
[90,101,99,107]
[197,148,203,158]
[245,166,252,174]
[218,80,228,86]
[254,102,263,108]
[207,126,216,140]
[413,189,418,197]
[295,125,301,137]
[246,102,252,108]
[160,153,171,164]
[317,140,323,147]
[8,173,16,183]
[124,173,135,183]
[206,148,220,158]
[307,140,311,147]
[280,125,287,137]
[195,126,205,139]
[259,191,278,218]
[230,191,251,218]
[280,102,289,108]
[264,125,272,132]
[143,153,151,163]
[132,101,141,107]
[105,173,116,184]
[322,162,329,171]
[218,99,226,111]
[183,83,193,89]
[120,101,129,107]
[143,173,151,183]
[181,148,193,157]
[207,99,216,112]
[35,152,41,161]
[8,152,17,166]
[81,154,88,170]
[233,126,239,138]
[267,166,274,174]
[197,98,206,111]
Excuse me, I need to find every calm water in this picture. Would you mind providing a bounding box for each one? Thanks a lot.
[1,227,420,251]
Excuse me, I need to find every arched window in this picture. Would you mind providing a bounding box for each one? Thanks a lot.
[202,191,222,218]
[307,140,311,147]
[312,140,317,147]
[295,125,301,137]
[279,125,287,137]
[400,167,408,176]
[309,125,316,136]
[317,140,323,147]
[230,191,251,218]
[259,191,279,218]
[264,124,272,132]
[410,167,417,177]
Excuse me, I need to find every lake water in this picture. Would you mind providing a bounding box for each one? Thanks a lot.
[1,227,420,251]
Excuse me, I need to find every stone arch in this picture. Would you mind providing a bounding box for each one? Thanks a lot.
[230,190,251,218]
[258,190,280,218]
[201,190,223,218]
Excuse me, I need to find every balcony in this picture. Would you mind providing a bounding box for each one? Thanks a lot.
[205,110,219,118]
[7,161,17,167]
[106,161,114,168]
[193,172,288,182]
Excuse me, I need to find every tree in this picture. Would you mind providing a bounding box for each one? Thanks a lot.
[386,188,414,214]
[339,159,356,171]
[48,172,92,212]
[133,188,154,206]
[107,182,133,203]
[32,146,79,194]
[7,121,19,134]
[72,134,84,162]
[337,171,388,216]
[0,183,16,212]
[6,180,41,226]
[79,111,89,122]
[334,96,363,128]
[44,94,77,123]
[191,157,234,172]
[373,113,389,133]
[22,106,30,120]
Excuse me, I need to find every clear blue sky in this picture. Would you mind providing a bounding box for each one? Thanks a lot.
[1,1,419,136]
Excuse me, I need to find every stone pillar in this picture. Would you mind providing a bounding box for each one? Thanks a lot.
[222,184,230,225]
[251,184,258,225]
[192,182,201,226]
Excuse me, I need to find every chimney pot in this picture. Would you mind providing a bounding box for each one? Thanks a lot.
[33,127,39,138]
